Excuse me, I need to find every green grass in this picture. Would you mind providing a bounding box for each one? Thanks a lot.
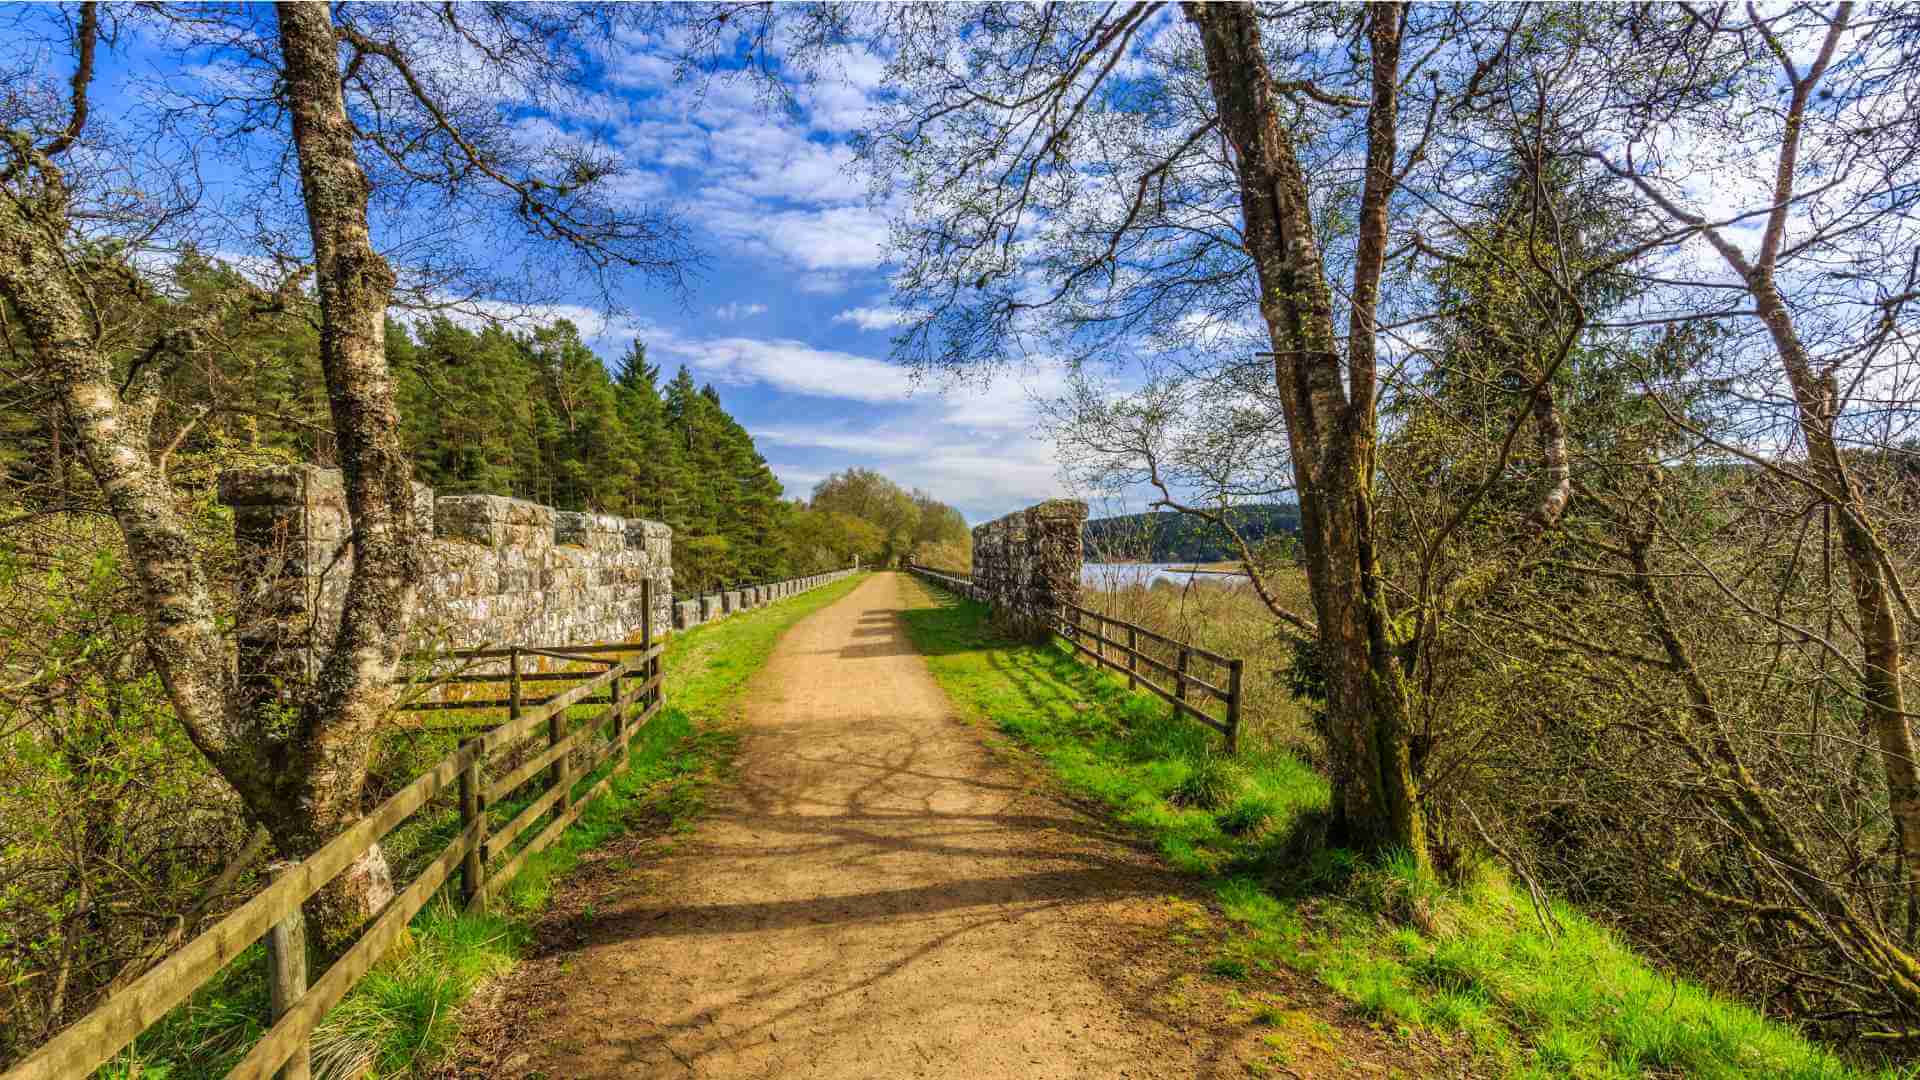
[897,576,1898,1080]
[103,573,867,1079]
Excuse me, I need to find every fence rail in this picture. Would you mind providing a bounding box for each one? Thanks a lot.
[5,589,669,1080]
[907,564,1244,753]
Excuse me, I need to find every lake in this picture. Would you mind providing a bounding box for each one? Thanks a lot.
[1081,562,1252,590]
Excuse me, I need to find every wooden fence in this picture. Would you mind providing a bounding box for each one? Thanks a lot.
[5,587,668,1080]
[906,565,1244,753]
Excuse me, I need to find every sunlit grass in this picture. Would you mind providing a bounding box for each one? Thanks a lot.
[897,574,1892,1079]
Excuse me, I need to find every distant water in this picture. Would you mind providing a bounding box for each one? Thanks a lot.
[1081,562,1251,590]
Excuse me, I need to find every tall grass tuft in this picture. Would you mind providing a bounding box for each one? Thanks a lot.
[306,904,521,1079]
[1170,752,1242,810]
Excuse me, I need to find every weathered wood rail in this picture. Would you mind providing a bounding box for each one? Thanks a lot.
[5,591,669,1080]
[907,565,1244,752]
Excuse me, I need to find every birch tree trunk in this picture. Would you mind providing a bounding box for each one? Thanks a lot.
[271,0,419,945]
[1184,2,1426,865]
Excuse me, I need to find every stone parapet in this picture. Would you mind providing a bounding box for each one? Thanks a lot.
[221,466,672,689]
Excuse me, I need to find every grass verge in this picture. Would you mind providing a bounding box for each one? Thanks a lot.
[105,573,867,1079]
[896,576,1893,1080]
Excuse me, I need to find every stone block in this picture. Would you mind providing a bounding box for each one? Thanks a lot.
[625,518,672,551]
[435,494,508,547]
[556,511,624,551]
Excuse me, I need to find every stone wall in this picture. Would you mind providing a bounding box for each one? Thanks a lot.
[221,466,673,685]
[969,499,1087,640]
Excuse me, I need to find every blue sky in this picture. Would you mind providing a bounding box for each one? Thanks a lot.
[65,15,1078,526]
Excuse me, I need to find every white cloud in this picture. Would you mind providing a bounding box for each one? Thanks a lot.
[603,168,672,206]
[583,35,897,276]
[711,129,866,203]
[794,271,856,295]
[833,305,910,331]
[712,301,768,321]
[732,359,1081,521]
[697,203,891,271]
[933,364,1071,433]
[752,427,927,456]
[605,50,677,89]
[653,333,915,402]
[769,464,829,497]
[752,418,1068,523]
[796,45,890,132]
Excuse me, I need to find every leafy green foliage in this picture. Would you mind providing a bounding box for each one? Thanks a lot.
[809,467,968,568]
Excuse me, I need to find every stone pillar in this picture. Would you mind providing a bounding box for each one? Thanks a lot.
[969,499,1086,642]
[220,465,355,708]
[614,517,673,642]
[1023,500,1086,640]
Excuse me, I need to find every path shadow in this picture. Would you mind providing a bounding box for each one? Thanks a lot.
[834,640,920,658]
[582,866,1154,940]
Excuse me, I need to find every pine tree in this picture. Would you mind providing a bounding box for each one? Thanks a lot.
[612,342,680,521]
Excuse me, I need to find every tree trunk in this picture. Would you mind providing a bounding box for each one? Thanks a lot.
[1644,0,1920,921]
[1752,279,1920,917]
[1184,1,1426,866]
[0,162,271,799]
[274,0,418,947]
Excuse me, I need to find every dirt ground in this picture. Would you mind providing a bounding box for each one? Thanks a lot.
[456,573,1450,1079]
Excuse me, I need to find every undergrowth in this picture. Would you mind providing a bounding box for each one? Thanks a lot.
[896,575,1898,1080]
[102,573,866,1079]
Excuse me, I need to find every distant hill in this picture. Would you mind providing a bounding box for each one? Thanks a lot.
[1082,504,1300,563]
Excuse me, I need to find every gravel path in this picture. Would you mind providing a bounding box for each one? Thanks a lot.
[473,573,1439,1079]
[487,572,1224,1078]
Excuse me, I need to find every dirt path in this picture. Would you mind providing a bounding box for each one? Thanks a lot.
[468,573,1426,1079]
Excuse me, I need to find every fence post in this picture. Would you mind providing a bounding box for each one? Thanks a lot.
[546,651,569,811]
[459,736,486,911]
[509,645,522,727]
[265,874,311,1080]
[1225,657,1244,755]
[1126,625,1138,691]
[620,577,652,773]
[610,663,628,776]
[1175,647,1190,704]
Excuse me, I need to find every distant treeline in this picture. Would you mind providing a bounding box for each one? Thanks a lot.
[1082,504,1300,563]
